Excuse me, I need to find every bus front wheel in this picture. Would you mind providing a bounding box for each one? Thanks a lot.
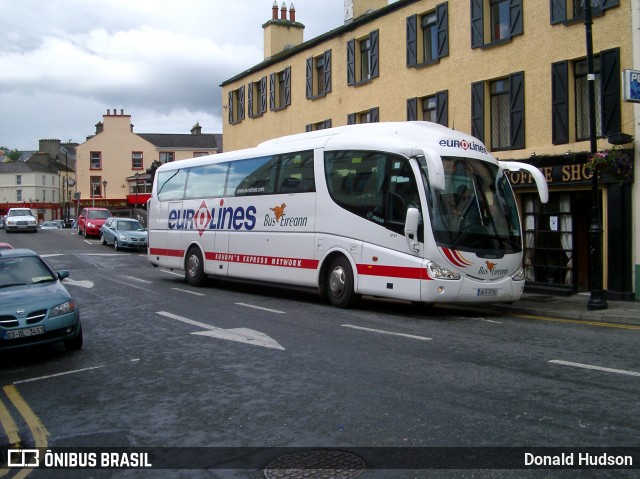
[326,256,358,308]
[185,247,205,286]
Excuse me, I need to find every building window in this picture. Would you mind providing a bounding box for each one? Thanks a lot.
[16,189,22,202]
[347,107,379,125]
[16,175,21,185]
[471,0,523,48]
[248,76,267,118]
[305,120,332,132]
[132,152,143,170]
[306,50,332,99]
[551,0,619,24]
[347,30,379,85]
[407,91,448,126]
[42,190,46,202]
[193,152,209,158]
[90,151,102,169]
[551,49,620,145]
[228,86,245,124]
[90,176,102,198]
[471,72,525,150]
[160,152,175,164]
[270,67,291,111]
[406,3,449,68]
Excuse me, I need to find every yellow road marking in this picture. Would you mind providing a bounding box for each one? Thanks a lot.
[514,313,640,330]
[3,385,49,448]
[0,397,21,447]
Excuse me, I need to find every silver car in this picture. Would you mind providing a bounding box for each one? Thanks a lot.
[4,208,38,233]
[100,218,148,251]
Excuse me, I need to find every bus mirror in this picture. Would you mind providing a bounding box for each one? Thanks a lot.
[499,161,549,204]
[405,207,421,252]
[417,150,445,191]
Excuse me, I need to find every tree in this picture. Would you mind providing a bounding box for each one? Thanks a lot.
[0,147,22,161]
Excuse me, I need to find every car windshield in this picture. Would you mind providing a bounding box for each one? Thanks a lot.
[8,210,32,217]
[88,210,110,219]
[0,256,55,288]
[117,221,143,231]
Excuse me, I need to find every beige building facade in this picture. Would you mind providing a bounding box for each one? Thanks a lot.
[221,0,637,300]
[76,110,221,213]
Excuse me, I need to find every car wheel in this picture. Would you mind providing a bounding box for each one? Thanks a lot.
[100,234,107,245]
[326,256,358,308]
[185,247,205,286]
[64,325,83,351]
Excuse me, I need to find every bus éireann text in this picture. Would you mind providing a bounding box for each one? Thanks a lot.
[147,122,548,308]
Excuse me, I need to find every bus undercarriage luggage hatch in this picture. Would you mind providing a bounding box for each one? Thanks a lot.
[499,161,549,204]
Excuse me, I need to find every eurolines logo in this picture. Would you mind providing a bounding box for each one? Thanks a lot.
[168,199,257,236]
[439,138,487,154]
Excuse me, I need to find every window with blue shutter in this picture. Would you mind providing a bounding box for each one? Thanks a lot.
[471,0,522,48]
[406,3,449,69]
[347,31,379,85]
[551,61,569,144]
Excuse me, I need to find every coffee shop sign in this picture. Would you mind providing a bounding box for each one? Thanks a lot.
[507,163,597,187]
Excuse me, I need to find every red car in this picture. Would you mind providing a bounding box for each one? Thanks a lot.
[0,243,13,249]
[77,207,112,237]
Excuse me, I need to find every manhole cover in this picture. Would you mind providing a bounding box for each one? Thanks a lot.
[264,449,366,479]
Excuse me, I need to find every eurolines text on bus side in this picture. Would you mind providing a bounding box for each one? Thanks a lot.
[168,204,257,231]
[439,139,487,154]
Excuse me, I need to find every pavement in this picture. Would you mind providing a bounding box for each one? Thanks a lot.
[488,293,640,326]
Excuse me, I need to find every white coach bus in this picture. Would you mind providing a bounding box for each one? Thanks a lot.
[147,122,547,308]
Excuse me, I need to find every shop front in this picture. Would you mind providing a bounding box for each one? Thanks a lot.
[508,148,634,301]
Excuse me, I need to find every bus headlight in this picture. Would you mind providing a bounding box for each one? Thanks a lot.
[427,262,461,280]
[511,267,525,282]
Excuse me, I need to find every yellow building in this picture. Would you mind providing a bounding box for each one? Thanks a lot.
[76,110,222,213]
[221,0,636,300]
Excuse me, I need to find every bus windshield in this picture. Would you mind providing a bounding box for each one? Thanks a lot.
[422,156,521,254]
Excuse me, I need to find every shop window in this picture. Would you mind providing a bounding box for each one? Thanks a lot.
[248,76,267,118]
[306,50,331,99]
[471,72,524,151]
[347,30,379,86]
[407,91,448,126]
[228,86,245,124]
[551,49,620,145]
[471,0,523,48]
[270,67,291,111]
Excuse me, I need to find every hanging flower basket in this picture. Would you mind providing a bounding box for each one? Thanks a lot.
[586,147,633,183]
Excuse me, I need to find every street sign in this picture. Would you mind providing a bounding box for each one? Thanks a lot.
[623,69,640,103]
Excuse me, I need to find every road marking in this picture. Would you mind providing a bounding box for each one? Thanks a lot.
[172,287,205,296]
[40,254,65,258]
[236,303,286,314]
[122,276,152,284]
[341,324,431,341]
[62,278,95,289]
[0,397,20,447]
[4,384,49,448]
[157,311,285,350]
[161,269,183,277]
[13,366,105,385]
[549,360,640,377]
[514,313,640,331]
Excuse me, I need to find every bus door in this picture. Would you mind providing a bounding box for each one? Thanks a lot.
[165,200,185,270]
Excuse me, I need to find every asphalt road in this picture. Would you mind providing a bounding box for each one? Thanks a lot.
[1,228,639,479]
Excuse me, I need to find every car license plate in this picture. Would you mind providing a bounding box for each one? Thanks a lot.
[4,326,45,340]
[477,288,498,297]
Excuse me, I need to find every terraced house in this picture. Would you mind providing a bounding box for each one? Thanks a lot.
[220,0,639,301]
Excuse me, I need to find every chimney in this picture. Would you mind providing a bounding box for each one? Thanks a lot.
[107,109,111,115]
[345,0,387,24]
[95,122,104,134]
[191,122,202,135]
[263,1,304,59]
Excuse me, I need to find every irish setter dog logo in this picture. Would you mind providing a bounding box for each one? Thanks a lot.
[270,203,286,223]
[485,261,497,272]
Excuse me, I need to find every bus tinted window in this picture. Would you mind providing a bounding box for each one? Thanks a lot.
[230,156,276,196]
[157,169,188,201]
[185,163,228,199]
[277,151,315,193]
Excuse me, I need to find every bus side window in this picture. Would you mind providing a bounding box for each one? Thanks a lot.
[231,156,277,196]
[185,163,227,199]
[157,169,188,201]
[277,151,315,193]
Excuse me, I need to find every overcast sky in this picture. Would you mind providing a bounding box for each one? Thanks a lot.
[0,0,350,151]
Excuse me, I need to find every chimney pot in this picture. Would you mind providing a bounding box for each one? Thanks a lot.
[121,108,124,115]
[289,3,295,22]
[280,2,286,20]
[107,109,110,115]
[272,1,278,20]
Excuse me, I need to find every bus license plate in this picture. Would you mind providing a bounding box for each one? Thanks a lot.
[4,326,45,340]
[477,288,498,297]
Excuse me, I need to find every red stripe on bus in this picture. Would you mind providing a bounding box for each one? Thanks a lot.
[205,252,319,270]
[149,247,184,257]
[356,264,426,280]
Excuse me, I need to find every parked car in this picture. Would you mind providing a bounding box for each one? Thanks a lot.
[100,218,148,251]
[4,208,38,233]
[40,221,62,229]
[77,207,111,237]
[0,248,82,351]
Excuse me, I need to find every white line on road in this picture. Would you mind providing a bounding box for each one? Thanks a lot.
[341,324,431,341]
[549,360,640,377]
[40,254,65,258]
[122,276,152,284]
[236,303,286,314]
[161,269,184,277]
[13,365,106,385]
[173,287,206,296]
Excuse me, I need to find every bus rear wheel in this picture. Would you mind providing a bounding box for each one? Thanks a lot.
[185,247,206,286]
[326,256,358,308]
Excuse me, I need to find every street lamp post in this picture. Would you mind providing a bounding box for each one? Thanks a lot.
[102,180,108,204]
[134,172,140,209]
[584,0,607,310]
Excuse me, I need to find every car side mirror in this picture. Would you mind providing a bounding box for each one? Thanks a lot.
[58,270,70,280]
